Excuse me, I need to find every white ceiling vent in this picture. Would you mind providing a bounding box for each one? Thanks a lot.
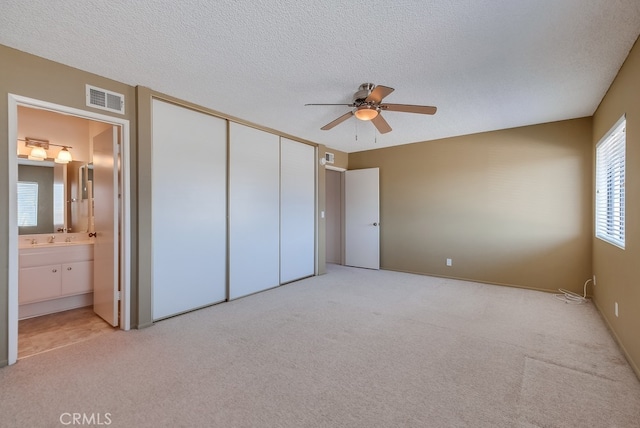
[324,152,335,164]
[86,84,125,114]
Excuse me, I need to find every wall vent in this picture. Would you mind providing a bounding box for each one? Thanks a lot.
[86,84,125,114]
[324,152,335,164]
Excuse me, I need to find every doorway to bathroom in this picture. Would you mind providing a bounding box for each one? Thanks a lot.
[7,94,131,365]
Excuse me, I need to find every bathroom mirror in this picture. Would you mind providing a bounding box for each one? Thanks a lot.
[17,159,64,234]
[17,159,93,234]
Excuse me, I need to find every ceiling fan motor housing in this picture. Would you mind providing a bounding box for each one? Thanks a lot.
[354,83,375,104]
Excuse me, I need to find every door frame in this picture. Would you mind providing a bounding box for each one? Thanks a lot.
[325,165,346,265]
[7,94,131,365]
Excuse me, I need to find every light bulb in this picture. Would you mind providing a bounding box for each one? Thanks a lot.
[354,105,379,121]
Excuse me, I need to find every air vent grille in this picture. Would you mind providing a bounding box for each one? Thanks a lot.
[86,84,125,114]
[324,152,335,164]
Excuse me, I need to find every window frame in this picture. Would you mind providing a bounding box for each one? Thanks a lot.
[595,115,626,249]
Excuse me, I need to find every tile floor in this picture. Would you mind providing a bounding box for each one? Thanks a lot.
[18,306,116,359]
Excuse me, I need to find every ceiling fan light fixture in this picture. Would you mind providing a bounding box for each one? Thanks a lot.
[354,105,379,121]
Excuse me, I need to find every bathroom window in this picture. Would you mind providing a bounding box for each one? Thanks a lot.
[17,181,39,227]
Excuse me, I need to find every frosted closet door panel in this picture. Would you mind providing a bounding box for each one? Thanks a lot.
[152,100,227,320]
[280,138,315,283]
[229,123,280,299]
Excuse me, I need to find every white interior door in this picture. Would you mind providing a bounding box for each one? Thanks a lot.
[345,168,380,269]
[92,127,119,326]
[280,138,315,283]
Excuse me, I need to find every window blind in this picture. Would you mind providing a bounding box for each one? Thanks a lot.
[17,181,38,227]
[595,116,626,248]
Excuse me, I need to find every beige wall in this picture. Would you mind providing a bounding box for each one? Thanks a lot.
[592,37,640,376]
[324,147,348,170]
[349,118,593,293]
[0,45,138,365]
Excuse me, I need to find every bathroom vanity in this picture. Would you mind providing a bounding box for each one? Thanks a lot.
[18,234,94,319]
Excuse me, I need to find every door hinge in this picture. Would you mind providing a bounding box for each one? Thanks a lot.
[116,291,121,301]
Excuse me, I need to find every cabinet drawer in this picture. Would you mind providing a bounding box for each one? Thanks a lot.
[19,265,62,304]
[61,261,94,296]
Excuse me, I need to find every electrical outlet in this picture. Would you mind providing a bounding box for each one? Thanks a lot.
[446,258,452,267]
[615,302,619,317]
[592,275,596,286]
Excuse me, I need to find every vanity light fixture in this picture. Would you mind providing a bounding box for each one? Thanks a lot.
[27,144,47,161]
[354,105,379,121]
[20,138,73,163]
[55,147,73,164]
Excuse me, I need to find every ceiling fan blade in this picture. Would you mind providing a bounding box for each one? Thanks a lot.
[305,103,354,106]
[365,85,394,103]
[380,103,437,115]
[371,114,392,134]
[321,111,354,130]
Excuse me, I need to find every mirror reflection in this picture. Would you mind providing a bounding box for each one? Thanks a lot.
[17,159,93,235]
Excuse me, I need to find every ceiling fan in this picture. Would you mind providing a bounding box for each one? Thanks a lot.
[305,83,437,134]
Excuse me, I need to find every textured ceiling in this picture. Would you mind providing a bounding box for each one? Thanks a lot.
[1,1,639,153]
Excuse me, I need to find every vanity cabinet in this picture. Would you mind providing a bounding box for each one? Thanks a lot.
[19,264,62,303]
[19,244,94,305]
[61,261,93,295]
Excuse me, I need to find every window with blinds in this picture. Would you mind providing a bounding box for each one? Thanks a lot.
[17,181,39,227]
[595,116,626,249]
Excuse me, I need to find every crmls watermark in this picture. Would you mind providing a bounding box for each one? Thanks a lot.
[59,412,112,426]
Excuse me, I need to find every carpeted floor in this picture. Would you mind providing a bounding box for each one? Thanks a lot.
[1,264,639,427]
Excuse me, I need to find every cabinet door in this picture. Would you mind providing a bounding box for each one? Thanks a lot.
[61,261,94,296]
[19,265,62,304]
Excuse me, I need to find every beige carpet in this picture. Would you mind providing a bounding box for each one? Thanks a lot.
[1,264,639,427]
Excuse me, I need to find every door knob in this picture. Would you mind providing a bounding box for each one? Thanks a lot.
[373,222,378,226]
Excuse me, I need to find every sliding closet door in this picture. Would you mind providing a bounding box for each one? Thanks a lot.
[151,100,227,319]
[229,123,280,299]
[280,138,315,283]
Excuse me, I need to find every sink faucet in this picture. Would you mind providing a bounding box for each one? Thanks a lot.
[48,235,55,243]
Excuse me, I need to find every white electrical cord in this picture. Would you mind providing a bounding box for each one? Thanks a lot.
[554,278,592,304]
